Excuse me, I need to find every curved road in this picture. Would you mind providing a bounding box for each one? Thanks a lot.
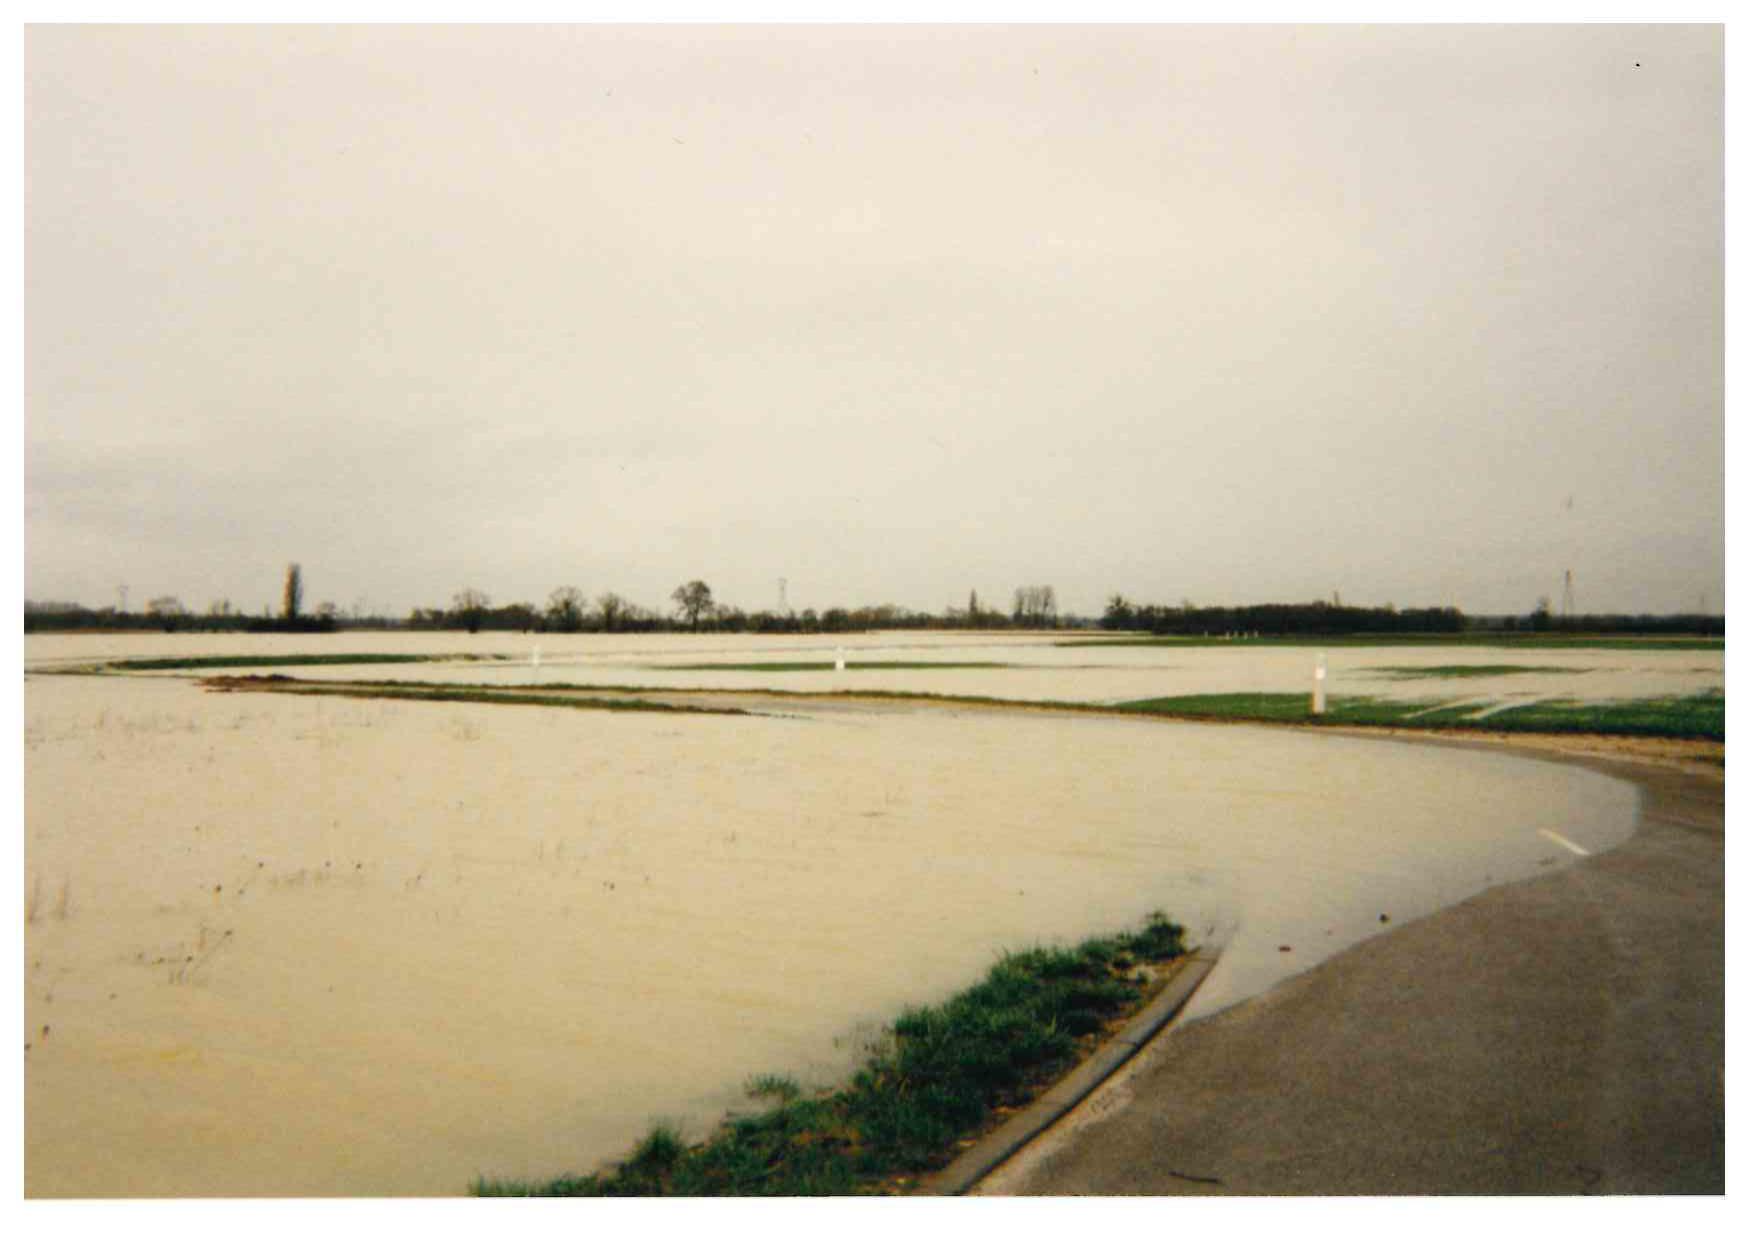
[976,740,1724,1195]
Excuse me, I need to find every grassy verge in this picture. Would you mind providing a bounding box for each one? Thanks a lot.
[1063,635,1723,651]
[198,676,1724,740]
[1113,692,1463,727]
[87,653,508,673]
[651,661,1011,672]
[1115,691,1724,740]
[201,677,751,717]
[1363,664,1586,679]
[1476,693,1725,739]
[201,676,1104,716]
[476,914,1188,1196]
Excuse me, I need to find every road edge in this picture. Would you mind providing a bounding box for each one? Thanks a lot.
[920,948,1223,1195]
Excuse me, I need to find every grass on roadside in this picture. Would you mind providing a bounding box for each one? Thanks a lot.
[1115,691,1723,740]
[475,913,1188,1197]
[1478,692,1724,739]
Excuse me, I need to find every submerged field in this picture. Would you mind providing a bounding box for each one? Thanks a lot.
[30,627,1723,719]
[23,631,1693,1194]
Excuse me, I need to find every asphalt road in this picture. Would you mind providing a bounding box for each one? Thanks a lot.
[976,744,1724,1195]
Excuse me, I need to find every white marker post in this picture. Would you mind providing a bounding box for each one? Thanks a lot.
[835,647,846,672]
[1312,653,1327,716]
[532,645,542,670]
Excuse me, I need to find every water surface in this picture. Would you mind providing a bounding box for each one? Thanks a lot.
[24,637,1642,1194]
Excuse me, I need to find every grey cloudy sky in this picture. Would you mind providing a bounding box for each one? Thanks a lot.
[25,24,1722,619]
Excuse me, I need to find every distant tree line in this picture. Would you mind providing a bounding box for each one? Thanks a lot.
[25,563,352,633]
[1467,607,1724,637]
[1101,594,1723,638]
[22,564,1724,638]
[23,599,344,634]
[1102,597,1465,636]
[398,583,1092,635]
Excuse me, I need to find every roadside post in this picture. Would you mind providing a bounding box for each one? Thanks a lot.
[1312,653,1327,716]
[835,647,846,672]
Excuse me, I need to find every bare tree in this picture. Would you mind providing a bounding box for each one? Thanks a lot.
[596,592,628,633]
[671,580,714,631]
[453,588,491,634]
[1011,584,1058,628]
[282,563,303,620]
[547,586,586,632]
[146,596,186,632]
[1103,593,1135,629]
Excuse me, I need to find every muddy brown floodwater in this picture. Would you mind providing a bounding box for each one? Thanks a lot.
[23,635,1644,1196]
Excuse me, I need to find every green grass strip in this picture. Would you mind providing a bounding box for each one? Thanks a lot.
[203,676,1724,740]
[203,677,750,717]
[476,914,1187,1196]
[1471,693,1725,740]
[651,661,1012,672]
[95,653,507,673]
[1363,664,1587,679]
[1112,692,1448,726]
[211,676,1105,714]
[1114,691,1723,740]
[1063,635,1723,651]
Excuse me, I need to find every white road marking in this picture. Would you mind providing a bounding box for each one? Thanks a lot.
[1538,828,1592,857]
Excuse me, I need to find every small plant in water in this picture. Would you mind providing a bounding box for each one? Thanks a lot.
[744,1074,803,1104]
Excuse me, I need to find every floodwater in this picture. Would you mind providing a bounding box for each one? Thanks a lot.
[24,628,1724,707]
[22,633,1652,1195]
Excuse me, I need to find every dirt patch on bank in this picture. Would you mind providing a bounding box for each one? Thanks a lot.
[1327,728,1724,780]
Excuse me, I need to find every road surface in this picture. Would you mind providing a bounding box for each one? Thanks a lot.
[977,741,1724,1195]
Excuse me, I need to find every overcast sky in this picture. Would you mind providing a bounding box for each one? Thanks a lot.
[24,24,1723,619]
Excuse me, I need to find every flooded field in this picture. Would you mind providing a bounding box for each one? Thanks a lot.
[25,628,1724,707]
[23,632,1657,1195]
